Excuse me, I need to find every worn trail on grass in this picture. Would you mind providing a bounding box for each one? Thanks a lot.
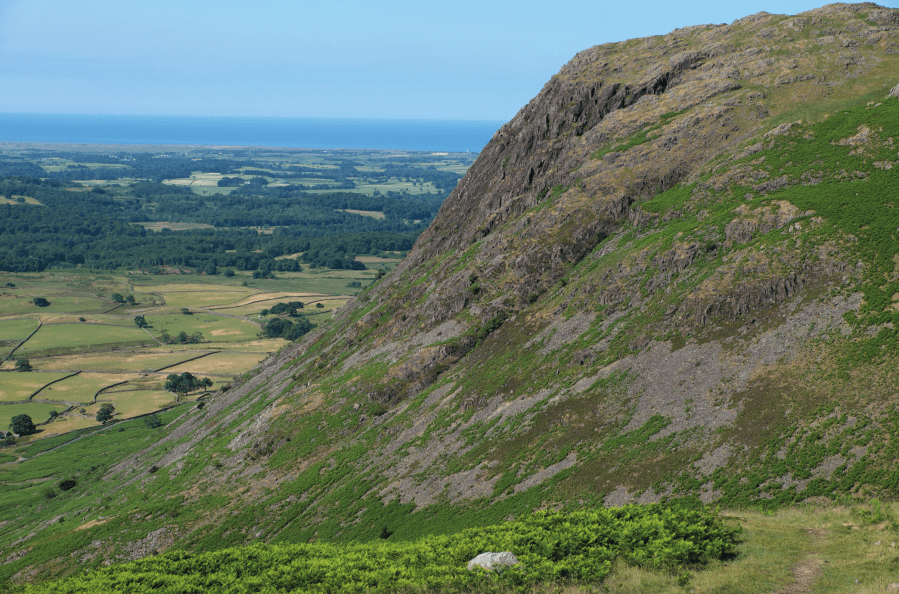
[773,528,826,594]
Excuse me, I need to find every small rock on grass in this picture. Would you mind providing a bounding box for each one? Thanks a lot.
[467,551,520,572]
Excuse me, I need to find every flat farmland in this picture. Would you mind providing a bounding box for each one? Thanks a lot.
[147,313,261,343]
[208,292,336,316]
[0,372,72,402]
[33,372,142,404]
[94,389,176,418]
[28,349,196,373]
[160,351,269,375]
[204,340,284,352]
[0,402,64,434]
[0,293,110,317]
[31,313,138,327]
[0,263,377,442]
[163,172,227,187]
[17,323,153,356]
[134,285,256,309]
[0,318,40,359]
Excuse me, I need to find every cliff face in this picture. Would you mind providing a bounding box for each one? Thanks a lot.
[7,3,899,579]
[118,0,899,518]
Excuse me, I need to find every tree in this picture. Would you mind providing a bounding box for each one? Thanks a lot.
[110,293,125,303]
[32,297,50,307]
[126,295,136,305]
[159,329,173,344]
[164,372,212,398]
[14,358,32,372]
[180,308,191,315]
[261,317,315,341]
[96,403,115,423]
[134,315,148,328]
[10,414,36,436]
[144,414,162,429]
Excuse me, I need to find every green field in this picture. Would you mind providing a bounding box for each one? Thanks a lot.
[34,373,141,404]
[0,317,40,359]
[0,372,73,402]
[93,390,176,418]
[0,266,371,441]
[146,313,261,344]
[0,293,111,317]
[18,323,153,356]
[134,286,256,309]
[0,402,65,432]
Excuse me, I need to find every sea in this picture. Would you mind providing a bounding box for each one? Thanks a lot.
[0,113,505,153]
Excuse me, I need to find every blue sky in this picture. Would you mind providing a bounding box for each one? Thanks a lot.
[1,1,897,121]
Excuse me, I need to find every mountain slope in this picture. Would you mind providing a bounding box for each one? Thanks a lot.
[5,2,899,583]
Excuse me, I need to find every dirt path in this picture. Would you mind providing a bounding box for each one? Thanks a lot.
[773,528,826,594]
[774,556,824,594]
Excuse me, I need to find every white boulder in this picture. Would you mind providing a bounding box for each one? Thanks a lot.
[467,551,520,572]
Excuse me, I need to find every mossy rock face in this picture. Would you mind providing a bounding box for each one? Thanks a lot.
[7,4,899,585]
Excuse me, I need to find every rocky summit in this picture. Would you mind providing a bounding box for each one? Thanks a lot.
[6,2,899,581]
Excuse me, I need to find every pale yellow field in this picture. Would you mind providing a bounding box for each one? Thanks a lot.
[133,283,254,294]
[209,292,327,310]
[156,291,257,309]
[208,340,284,352]
[355,256,402,264]
[161,351,270,375]
[162,172,227,186]
[32,314,134,326]
[33,349,193,372]
[0,195,43,206]
[339,209,385,220]
[35,372,142,403]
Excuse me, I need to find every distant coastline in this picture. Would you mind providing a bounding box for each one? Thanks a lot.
[0,113,504,152]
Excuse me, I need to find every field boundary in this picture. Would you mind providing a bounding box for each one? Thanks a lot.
[15,402,190,461]
[27,371,81,401]
[208,295,345,311]
[93,380,130,403]
[1,318,42,364]
[142,327,163,346]
[100,302,125,315]
[154,351,220,373]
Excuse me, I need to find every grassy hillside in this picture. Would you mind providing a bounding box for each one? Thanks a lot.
[4,3,899,590]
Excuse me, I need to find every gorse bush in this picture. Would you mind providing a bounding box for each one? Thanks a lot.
[25,505,737,593]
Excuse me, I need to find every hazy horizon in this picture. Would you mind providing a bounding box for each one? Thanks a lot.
[2,1,899,122]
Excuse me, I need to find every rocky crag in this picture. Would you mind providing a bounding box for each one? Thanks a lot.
[5,2,899,582]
